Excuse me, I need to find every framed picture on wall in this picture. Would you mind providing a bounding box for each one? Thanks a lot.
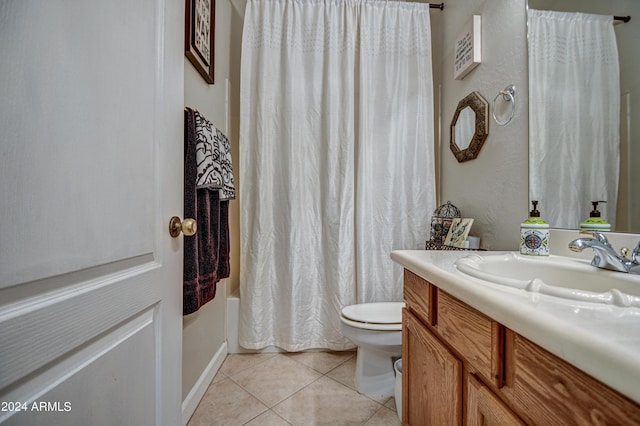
[453,15,481,80]
[185,0,215,84]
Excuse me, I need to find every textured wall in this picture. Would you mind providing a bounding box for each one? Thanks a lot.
[435,0,529,250]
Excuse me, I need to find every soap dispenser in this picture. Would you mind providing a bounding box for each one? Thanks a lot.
[580,201,611,232]
[520,201,549,256]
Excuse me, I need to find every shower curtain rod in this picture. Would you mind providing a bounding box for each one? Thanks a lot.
[614,15,631,23]
[430,3,444,10]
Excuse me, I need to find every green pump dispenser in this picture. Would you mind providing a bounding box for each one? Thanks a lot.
[580,201,611,231]
[520,201,550,256]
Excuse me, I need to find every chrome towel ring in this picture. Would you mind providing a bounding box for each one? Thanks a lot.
[492,84,516,126]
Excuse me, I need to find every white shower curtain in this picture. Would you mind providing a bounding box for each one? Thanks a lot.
[239,0,435,351]
[528,10,620,229]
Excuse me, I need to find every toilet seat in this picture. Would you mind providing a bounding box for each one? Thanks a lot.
[340,302,405,331]
[340,315,402,331]
[342,302,405,323]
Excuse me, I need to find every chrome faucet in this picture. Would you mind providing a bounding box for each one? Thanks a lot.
[568,231,640,274]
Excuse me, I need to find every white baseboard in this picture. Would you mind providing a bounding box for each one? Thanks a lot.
[181,341,228,426]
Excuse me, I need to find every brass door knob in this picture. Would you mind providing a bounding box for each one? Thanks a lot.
[169,216,197,238]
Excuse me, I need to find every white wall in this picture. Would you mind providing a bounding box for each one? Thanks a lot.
[182,0,234,405]
[435,0,529,250]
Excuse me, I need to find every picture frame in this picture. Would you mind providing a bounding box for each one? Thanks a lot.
[444,218,474,248]
[453,15,481,80]
[185,0,215,84]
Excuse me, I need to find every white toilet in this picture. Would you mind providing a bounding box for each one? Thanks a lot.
[339,302,404,397]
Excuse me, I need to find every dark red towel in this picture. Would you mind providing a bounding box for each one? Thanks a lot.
[183,109,231,315]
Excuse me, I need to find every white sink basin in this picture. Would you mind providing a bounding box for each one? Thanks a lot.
[454,253,640,307]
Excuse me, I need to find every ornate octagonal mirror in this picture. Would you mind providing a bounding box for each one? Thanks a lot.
[450,91,489,162]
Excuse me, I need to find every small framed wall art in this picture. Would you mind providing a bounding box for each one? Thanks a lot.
[453,15,481,80]
[444,218,474,248]
[185,0,215,84]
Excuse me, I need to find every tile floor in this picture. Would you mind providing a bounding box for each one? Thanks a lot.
[187,351,402,426]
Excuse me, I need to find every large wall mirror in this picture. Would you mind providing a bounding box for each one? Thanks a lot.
[527,0,639,233]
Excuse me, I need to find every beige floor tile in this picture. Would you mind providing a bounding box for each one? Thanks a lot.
[363,406,402,426]
[367,394,392,405]
[244,410,292,426]
[187,378,268,426]
[285,351,355,374]
[231,354,322,407]
[211,370,226,385]
[220,353,278,377]
[326,356,357,389]
[384,397,397,412]
[190,352,398,425]
[326,357,393,405]
[273,376,381,425]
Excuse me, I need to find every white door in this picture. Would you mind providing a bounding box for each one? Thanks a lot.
[0,1,183,425]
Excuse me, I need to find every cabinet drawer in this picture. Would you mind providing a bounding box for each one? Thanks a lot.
[437,289,502,386]
[403,269,434,326]
[509,333,640,425]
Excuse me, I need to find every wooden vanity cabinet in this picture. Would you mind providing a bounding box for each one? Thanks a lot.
[402,269,640,425]
[403,309,462,425]
[402,270,511,425]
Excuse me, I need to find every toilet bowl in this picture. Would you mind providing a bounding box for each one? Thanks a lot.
[339,302,404,397]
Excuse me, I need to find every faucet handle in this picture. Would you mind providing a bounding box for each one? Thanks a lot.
[620,247,630,258]
[632,242,640,264]
[579,230,611,246]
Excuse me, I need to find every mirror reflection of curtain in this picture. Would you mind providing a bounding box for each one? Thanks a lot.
[454,107,475,150]
[528,9,620,229]
[239,0,436,351]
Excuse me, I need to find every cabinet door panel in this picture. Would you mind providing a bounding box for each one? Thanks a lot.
[467,374,524,426]
[403,309,462,426]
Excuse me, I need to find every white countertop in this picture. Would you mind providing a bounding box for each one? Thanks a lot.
[391,249,640,404]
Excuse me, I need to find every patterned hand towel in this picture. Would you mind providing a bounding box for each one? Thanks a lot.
[193,110,236,200]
